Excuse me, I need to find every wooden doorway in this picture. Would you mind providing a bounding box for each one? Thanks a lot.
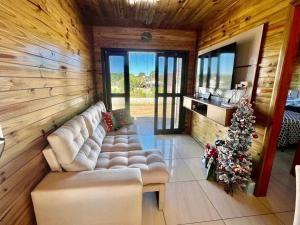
[255,2,300,196]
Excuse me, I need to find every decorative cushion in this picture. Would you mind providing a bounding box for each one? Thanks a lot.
[112,109,134,126]
[102,112,113,132]
[47,116,89,165]
[110,112,121,130]
[101,135,143,152]
[96,150,169,185]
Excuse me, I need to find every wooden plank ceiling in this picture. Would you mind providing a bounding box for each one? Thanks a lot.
[76,0,242,29]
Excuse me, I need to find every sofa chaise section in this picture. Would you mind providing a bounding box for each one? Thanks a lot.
[39,100,169,215]
[32,169,143,225]
[96,150,169,185]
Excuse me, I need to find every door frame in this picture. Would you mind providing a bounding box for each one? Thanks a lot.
[255,2,300,196]
[101,49,189,130]
[102,49,130,110]
[154,52,189,134]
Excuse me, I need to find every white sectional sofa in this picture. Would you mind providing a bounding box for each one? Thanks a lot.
[32,101,169,225]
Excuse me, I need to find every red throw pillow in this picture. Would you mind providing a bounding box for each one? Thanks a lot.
[102,112,113,132]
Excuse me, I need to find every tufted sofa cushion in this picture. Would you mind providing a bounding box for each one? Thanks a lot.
[62,138,101,171]
[102,135,143,152]
[47,116,89,165]
[90,122,107,147]
[107,124,138,136]
[96,150,169,185]
[95,101,107,112]
[47,116,101,171]
[81,106,102,136]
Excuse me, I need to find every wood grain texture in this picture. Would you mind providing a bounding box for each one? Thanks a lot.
[191,0,292,181]
[92,26,196,132]
[76,0,243,30]
[0,0,95,224]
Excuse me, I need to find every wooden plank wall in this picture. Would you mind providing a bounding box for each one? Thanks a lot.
[0,0,95,224]
[191,0,291,178]
[290,46,300,90]
[93,26,197,132]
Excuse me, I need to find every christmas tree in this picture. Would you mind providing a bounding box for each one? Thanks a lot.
[216,97,257,194]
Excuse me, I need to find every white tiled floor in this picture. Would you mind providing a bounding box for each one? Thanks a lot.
[136,118,296,225]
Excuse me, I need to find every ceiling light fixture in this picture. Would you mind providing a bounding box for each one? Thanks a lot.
[128,0,158,5]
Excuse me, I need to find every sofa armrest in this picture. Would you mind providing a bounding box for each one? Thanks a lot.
[42,145,62,172]
[31,169,143,225]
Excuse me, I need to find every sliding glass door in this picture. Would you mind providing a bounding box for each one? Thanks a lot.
[154,52,187,134]
[103,49,187,135]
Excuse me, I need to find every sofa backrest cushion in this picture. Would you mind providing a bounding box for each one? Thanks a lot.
[81,106,102,136]
[90,122,107,147]
[47,116,89,165]
[62,138,101,171]
[95,101,107,112]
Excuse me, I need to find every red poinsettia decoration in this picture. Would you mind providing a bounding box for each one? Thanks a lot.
[205,143,218,159]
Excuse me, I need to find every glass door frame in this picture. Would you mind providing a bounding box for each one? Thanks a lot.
[102,48,188,134]
[154,51,188,135]
[102,49,130,111]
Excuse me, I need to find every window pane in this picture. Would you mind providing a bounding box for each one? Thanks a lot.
[111,97,125,110]
[158,57,165,93]
[166,97,172,129]
[157,97,163,129]
[210,56,218,88]
[128,52,155,118]
[176,58,182,93]
[109,56,125,93]
[174,97,180,129]
[202,57,209,88]
[196,58,201,89]
[167,57,174,93]
[219,53,235,89]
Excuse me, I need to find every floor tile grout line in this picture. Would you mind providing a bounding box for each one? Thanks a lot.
[195,180,223,220]
[179,218,226,225]
[196,176,290,219]
[167,173,295,223]
[181,157,204,182]
[256,195,294,214]
[171,155,221,204]
[178,211,293,225]
[273,211,295,225]
[221,212,288,220]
